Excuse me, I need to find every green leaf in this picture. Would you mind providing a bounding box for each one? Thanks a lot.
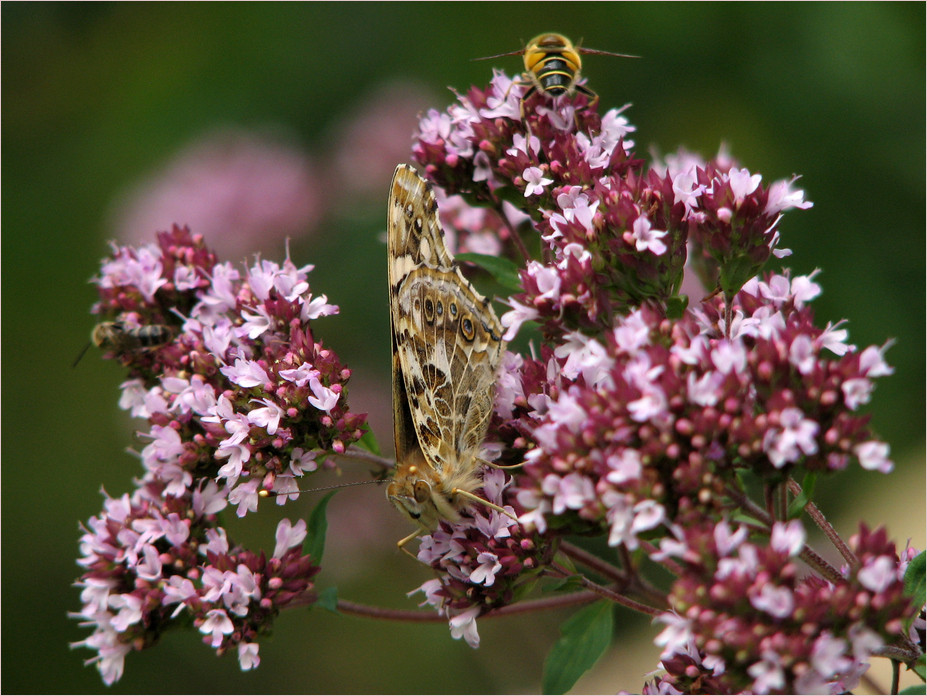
[542,600,614,694]
[550,548,578,575]
[316,586,339,614]
[455,252,522,292]
[787,471,818,518]
[665,294,689,318]
[900,686,926,695]
[546,575,585,594]
[913,653,927,680]
[304,491,336,564]
[355,425,381,456]
[903,551,926,630]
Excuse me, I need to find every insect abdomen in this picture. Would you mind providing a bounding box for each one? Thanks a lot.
[133,324,173,348]
[535,57,576,95]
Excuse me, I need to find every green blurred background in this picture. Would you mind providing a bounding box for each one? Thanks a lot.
[3,3,924,693]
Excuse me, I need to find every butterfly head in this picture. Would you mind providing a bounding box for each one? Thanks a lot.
[387,458,475,531]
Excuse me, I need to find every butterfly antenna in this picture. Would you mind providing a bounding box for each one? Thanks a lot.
[259,478,385,498]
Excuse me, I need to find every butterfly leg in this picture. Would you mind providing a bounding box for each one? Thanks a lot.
[453,487,519,522]
[477,456,525,471]
[486,461,525,470]
[397,527,424,551]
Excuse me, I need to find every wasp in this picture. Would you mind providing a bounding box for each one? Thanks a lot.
[72,322,174,367]
[477,32,637,111]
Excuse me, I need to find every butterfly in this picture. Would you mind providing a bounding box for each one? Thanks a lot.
[386,164,511,548]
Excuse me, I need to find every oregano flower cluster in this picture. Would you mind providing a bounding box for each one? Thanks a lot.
[72,227,366,683]
[73,64,923,693]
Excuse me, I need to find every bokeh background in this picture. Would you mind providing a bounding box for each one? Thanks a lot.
[3,3,924,693]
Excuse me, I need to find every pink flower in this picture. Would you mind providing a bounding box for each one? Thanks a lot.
[765,176,813,214]
[199,609,234,648]
[749,583,794,618]
[229,479,261,517]
[248,398,284,435]
[671,165,705,214]
[221,358,270,389]
[748,652,786,693]
[307,375,339,412]
[770,520,806,556]
[763,407,819,468]
[238,642,261,671]
[854,441,893,473]
[448,607,481,648]
[727,167,762,204]
[500,299,540,341]
[109,593,143,632]
[469,552,502,586]
[857,555,896,592]
[628,216,668,255]
[544,472,595,515]
[522,166,553,196]
[273,519,307,559]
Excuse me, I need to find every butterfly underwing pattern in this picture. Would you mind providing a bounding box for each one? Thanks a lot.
[386,164,506,544]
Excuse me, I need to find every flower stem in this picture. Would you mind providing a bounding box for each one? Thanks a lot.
[559,540,628,585]
[727,484,845,584]
[877,644,922,666]
[560,540,668,609]
[787,477,859,570]
[492,196,533,264]
[548,562,662,616]
[722,293,734,339]
[335,591,601,622]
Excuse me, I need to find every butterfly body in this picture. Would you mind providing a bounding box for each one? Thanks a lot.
[386,165,505,535]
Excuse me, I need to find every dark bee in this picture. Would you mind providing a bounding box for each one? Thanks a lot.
[477,32,637,108]
[92,322,173,352]
[72,322,174,367]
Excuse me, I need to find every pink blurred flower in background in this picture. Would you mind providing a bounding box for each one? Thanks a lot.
[109,129,323,258]
[325,81,436,201]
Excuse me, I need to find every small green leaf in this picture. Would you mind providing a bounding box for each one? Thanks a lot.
[455,252,522,292]
[913,653,927,680]
[665,295,689,318]
[900,685,926,695]
[546,575,585,594]
[550,549,578,575]
[787,471,818,518]
[903,550,926,602]
[355,425,381,456]
[304,491,336,564]
[542,600,614,694]
[316,586,339,614]
[903,551,926,630]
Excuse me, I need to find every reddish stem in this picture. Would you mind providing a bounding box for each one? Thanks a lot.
[334,591,600,622]
[787,477,858,570]
[548,563,661,616]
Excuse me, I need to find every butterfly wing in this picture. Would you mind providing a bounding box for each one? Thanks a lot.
[387,165,505,478]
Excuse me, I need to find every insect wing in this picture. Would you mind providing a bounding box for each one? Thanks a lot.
[387,165,505,475]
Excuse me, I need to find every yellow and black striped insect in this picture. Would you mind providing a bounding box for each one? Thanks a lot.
[72,321,174,367]
[477,32,637,107]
